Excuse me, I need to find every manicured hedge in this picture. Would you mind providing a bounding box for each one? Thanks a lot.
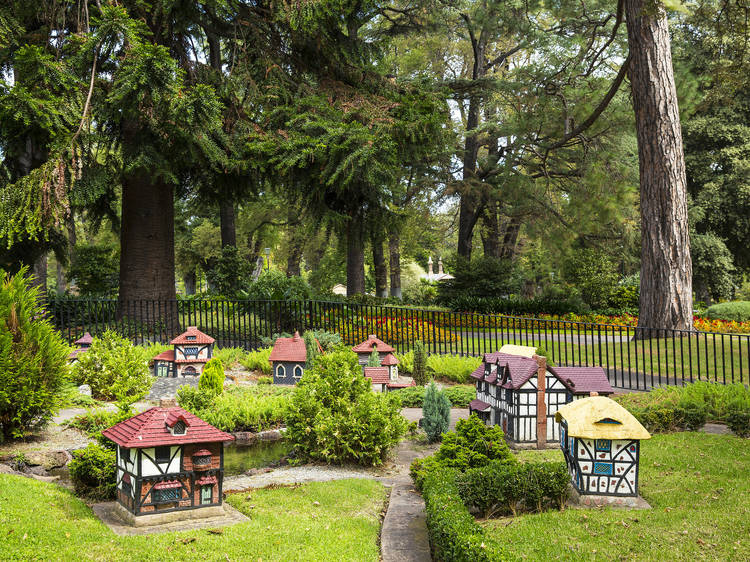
[391,385,475,408]
[706,301,750,323]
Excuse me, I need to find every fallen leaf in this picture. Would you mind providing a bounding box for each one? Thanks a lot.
[697,538,706,546]
[207,529,223,535]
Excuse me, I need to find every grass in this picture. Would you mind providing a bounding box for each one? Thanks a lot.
[484,432,750,560]
[0,476,386,561]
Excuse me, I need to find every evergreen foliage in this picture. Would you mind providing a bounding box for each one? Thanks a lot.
[303,331,320,365]
[367,348,381,367]
[422,382,451,443]
[412,340,428,386]
[0,268,69,441]
[434,415,512,471]
[199,358,225,395]
[68,443,117,500]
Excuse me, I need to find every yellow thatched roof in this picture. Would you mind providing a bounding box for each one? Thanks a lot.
[555,396,651,440]
[498,344,537,358]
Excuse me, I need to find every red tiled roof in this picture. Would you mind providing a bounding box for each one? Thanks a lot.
[153,350,175,362]
[165,411,190,428]
[102,406,234,448]
[364,366,390,384]
[269,331,307,363]
[549,366,614,395]
[352,335,395,354]
[470,352,539,389]
[381,353,399,366]
[469,399,491,411]
[75,332,93,345]
[170,326,215,345]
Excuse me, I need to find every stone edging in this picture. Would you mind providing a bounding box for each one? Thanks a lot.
[231,427,286,442]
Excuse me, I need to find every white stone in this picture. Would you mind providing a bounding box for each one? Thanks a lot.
[78,384,92,396]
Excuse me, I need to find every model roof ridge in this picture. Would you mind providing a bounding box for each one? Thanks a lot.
[170,326,216,345]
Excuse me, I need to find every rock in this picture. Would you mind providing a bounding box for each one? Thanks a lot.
[24,450,72,470]
[29,473,60,483]
[78,384,92,396]
[28,465,51,476]
[0,463,21,475]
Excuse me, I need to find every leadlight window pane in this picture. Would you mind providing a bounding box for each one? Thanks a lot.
[595,439,611,452]
[173,421,186,435]
[154,488,181,502]
[155,446,171,464]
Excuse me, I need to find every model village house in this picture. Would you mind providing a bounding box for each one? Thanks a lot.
[353,335,415,392]
[152,326,216,377]
[269,331,322,384]
[102,406,234,521]
[469,346,614,446]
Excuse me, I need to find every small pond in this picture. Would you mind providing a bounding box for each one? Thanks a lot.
[222,439,290,476]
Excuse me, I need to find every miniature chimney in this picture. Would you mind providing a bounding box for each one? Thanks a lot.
[438,258,444,275]
[427,256,434,276]
[534,354,547,450]
[160,398,177,408]
[293,331,301,341]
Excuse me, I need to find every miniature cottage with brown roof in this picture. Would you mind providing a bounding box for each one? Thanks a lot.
[68,332,93,363]
[352,335,395,367]
[270,331,321,384]
[102,406,234,524]
[353,336,415,391]
[152,326,215,378]
[469,348,614,446]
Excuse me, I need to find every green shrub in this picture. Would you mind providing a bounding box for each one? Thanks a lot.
[240,347,272,374]
[443,386,476,408]
[534,346,555,367]
[143,342,171,360]
[413,341,428,386]
[67,407,133,450]
[727,410,750,437]
[706,301,750,322]
[303,331,320,365]
[305,330,342,351]
[258,375,273,385]
[367,348,381,367]
[285,350,407,466]
[67,243,119,297]
[422,382,451,443]
[421,467,508,561]
[72,330,151,405]
[0,268,70,441]
[434,414,512,471]
[213,347,248,368]
[69,443,117,500]
[199,358,225,394]
[393,386,424,407]
[395,351,414,374]
[427,354,482,383]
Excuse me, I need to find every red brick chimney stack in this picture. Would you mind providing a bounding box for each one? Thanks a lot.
[534,354,547,450]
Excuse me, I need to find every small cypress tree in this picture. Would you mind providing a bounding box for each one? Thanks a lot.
[303,331,320,365]
[199,358,225,395]
[422,382,451,443]
[367,348,381,367]
[412,340,428,386]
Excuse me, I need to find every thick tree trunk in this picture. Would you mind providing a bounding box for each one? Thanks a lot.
[389,233,402,299]
[32,253,47,293]
[626,0,693,334]
[286,236,304,277]
[56,259,66,294]
[183,271,196,295]
[372,233,388,298]
[118,169,178,332]
[457,93,484,259]
[346,218,365,295]
[499,217,521,259]
[481,202,502,259]
[219,199,237,248]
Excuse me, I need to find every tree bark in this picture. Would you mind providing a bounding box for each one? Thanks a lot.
[457,92,484,259]
[219,199,237,248]
[499,216,521,259]
[481,201,502,259]
[32,253,47,293]
[346,218,365,295]
[388,233,402,299]
[286,235,304,277]
[372,233,388,298]
[625,0,693,333]
[183,271,196,295]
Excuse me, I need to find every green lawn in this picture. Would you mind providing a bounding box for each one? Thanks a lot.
[485,432,750,560]
[0,477,385,561]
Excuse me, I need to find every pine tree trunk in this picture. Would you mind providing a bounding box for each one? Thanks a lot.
[389,233,402,299]
[183,271,196,295]
[499,217,521,259]
[286,235,304,277]
[625,0,693,334]
[457,94,484,259]
[372,233,388,298]
[219,199,237,248]
[346,218,365,295]
[481,202,502,259]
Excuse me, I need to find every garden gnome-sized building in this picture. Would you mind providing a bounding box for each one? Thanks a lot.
[556,396,651,506]
[469,347,614,447]
[68,332,93,363]
[270,331,320,384]
[152,326,216,378]
[352,335,395,368]
[101,406,234,526]
[364,366,415,392]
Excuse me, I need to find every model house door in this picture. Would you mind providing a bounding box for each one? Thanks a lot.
[201,485,212,505]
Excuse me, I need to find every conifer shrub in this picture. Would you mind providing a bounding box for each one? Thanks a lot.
[367,348,381,367]
[69,443,117,500]
[303,331,320,365]
[412,340,428,386]
[422,382,450,442]
[0,268,70,441]
[434,414,512,471]
[706,301,750,322]
[199,358,225,394]
[285,349,407,466]
[72,330,151,405]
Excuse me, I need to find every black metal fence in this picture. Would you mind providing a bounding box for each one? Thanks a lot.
[46,297,750,391]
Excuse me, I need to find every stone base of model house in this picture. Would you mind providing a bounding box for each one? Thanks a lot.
[569,487,651,510]
[506,439,560,450]
[111,500,228,527]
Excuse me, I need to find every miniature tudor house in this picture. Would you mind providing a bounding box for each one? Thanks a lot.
[68,332,93,363]
[469,347,614,447]
[556,396,651,502]
[269,331,322,384]
[101,406,234,525]
[152,326,216,378]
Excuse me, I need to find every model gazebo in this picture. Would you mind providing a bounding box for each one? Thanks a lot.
[152,326,215,377]
[102,406,234,526]
[556,396,651,504]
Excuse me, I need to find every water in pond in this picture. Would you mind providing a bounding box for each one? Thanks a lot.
[223,439,290,476]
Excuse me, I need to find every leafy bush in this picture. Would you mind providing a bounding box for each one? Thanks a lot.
[421,467,508,561]
[67,407,134,449]
[199,358,225,394]
[563,248,620,310]
[412,340,428,386]
[303,331,320,365]
[177,385,290,432]
[67,243,119,297]
[446,294,585,316]
[434,415,513,471]
[427,354,482,383]
[437,256,521,303]
[143,342,171,361]
[392,384,475,408]
[205,245,254,296]
[306,330,341,351]
[240,347,272,374]
[213,346,248,368]
[241,270,313,332]
[72,330,152,405]
[706,301,750,323]
[0,268,69,441]
[69,443,117,500]
[285,350,407,466]
[422,382,451,443]
[727,410,750,437]
[534,346,554,367]
[395,351,414,373]
[258,375,273,385]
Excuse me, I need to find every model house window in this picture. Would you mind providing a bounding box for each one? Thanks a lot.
[201,485,212,505]
[595,439,612,452]
[121,447,130,464]
[194,454,211,466]
[155,446,171,464]
[183,346,199,357]
[173,421,186,435]
[506,389,514,406]
[593,462,613,475]
[276,364,285,378]
[153,487,181,503]
[294,365,303,378]
[186,335,196,341]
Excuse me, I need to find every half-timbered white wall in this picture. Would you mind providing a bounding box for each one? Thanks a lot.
[140,446,182,476]
[175,344,211,361]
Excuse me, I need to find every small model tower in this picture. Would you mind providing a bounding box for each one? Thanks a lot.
[68,332,93,363]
